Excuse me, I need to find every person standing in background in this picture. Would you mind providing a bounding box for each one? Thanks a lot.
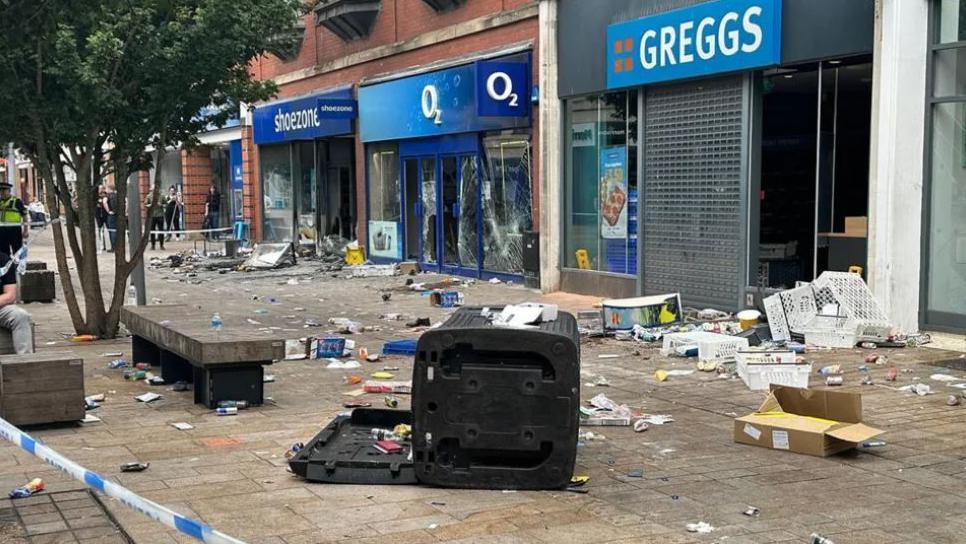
[0,182,29,258]
[146,192,165,251]
[163,186,177,241]
[102,185,118,252]
[95,185,107,252]
[204,185,220,240]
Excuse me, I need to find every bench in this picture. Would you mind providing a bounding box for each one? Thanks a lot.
[120,304,284,408]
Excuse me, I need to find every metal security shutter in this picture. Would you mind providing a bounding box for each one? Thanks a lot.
[642,76,746,310]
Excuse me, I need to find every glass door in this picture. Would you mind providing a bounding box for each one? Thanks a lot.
[296,141,318,250]
[420,157,438,267]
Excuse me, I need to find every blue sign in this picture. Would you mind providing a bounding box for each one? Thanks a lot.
[359,57,530,142]
[229,140,244,219]
[606,0,781,89]
[253,88,356,144]
[476,61,529,117]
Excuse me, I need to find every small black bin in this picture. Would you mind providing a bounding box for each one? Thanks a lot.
[411,307,580,490]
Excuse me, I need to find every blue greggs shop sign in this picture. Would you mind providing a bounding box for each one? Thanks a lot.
[252,88,357,145]
[607,0,781,89]
[359,56,531,142]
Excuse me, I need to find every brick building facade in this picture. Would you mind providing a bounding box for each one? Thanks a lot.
[241,0,540,281]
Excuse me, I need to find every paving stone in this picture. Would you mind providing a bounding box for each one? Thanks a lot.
[23,520,69,536]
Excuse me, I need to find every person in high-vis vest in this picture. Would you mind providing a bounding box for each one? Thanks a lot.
[0,182,29,258]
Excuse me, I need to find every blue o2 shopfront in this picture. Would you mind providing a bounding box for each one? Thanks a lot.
[359,53,534,281]
[252,87,358,248]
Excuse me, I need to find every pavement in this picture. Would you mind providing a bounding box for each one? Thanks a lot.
[1,229,966,544]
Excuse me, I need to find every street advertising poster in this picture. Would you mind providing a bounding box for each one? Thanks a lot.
[368,220,401,259]
[600,146,628,239]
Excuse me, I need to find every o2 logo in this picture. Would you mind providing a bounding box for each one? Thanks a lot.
[485,71,518,107]
[477,61,528,117]
[421,84,442,125]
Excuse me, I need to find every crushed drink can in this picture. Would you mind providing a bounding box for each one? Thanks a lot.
[120,462,149,473]
[216,407,238,416]
[384,395,399,408]
[9,478,44,499]
[825,376,843,386]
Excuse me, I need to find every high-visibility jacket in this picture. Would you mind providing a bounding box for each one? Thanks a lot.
[0,197,23,224]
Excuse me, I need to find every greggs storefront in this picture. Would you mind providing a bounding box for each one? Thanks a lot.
[556,0,875,309]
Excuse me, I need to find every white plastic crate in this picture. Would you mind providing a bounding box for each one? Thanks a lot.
[763,294,790,342]
[735,350,797,366]
[801,314,859,348]
[737,359,812,391]
[661,332,749,363]
[777,285,818,335]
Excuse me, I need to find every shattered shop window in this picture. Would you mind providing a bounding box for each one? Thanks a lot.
[563,91,637,274]
[367,143,401,223]
[482,134,532,274]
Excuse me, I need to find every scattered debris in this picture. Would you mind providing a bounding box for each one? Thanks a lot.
[578,431,605,442]
[135,393,161,403]
[947,395,961,407]
[241,243,294,270]
[640,415,674,425]
[743,506,760,517]
[685,521,714,534]
[120,462,149,473]
[171,422,194,430]
[810,533,836,544]
[602,293,682,331]
[930,373,959,382]
[107,359,129,369]
[826,376,843,386]
[326,359,361,370]
[632,419,648,432]
[9,478,44,499]
[626,468,644,478]
[900,384,932,396]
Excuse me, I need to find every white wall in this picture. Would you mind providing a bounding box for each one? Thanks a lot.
[867,0,929,334]
[538,0,562,292]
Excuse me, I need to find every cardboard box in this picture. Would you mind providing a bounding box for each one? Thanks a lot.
[734,386,882,457]
[844,216,867,237]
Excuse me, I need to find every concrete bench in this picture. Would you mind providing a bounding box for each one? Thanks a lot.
[120,304,284,408]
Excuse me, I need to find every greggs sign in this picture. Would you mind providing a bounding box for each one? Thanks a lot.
[606,0,781,89]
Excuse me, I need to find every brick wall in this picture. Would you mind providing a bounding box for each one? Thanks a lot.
[180,148,213,230]
[240,126,261,241]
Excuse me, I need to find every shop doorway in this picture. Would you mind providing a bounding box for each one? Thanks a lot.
[754,58,873,290]
[400,136,480,276]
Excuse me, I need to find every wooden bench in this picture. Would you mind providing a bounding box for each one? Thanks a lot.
[120,305,284,408]
[0,351,84,426]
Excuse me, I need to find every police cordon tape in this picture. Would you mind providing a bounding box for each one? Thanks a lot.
[0,416,247,543]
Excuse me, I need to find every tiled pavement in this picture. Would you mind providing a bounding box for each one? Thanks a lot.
[1,234,965,543]
[0,489,129,543]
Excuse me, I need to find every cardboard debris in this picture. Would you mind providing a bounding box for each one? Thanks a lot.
[734,386,882,457]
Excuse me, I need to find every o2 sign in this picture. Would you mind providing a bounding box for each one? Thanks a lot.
[421,84,443,125]
[476,61,528,117]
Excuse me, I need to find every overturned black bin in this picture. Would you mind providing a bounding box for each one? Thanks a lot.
[411,307,580,490]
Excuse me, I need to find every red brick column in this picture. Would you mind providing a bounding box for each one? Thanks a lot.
[241,125,262,241]
[354,133,366,247]
[180,147,213,230]
[138,170,151,220]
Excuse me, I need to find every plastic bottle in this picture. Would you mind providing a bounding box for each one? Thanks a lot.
[127,285,137,306]
[210,313,223,331]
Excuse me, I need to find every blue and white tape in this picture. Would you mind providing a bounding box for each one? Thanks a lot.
[0,417,246,543]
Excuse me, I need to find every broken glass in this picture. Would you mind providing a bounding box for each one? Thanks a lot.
[421,158,437,264]
[482,136,533,274]
[458,155,479,267]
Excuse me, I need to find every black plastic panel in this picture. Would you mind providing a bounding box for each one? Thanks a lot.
[289,409,416,485]
[412,307,580,490]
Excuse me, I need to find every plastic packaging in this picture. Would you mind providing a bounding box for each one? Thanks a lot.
[107,359,129,369]
[210,313,223,331]
[9,478,44,499]
[217,400,249,410]
[363,381,412,394]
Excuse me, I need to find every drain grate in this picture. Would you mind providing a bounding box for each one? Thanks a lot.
[5,489,133,543]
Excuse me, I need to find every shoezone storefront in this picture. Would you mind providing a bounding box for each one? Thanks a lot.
[359,53,534,280]
[253,88,358,247]
[557,0,874,307]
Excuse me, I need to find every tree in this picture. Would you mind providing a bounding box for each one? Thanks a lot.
[0,0,305,338]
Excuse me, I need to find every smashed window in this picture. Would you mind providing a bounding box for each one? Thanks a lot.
[482,135,533,274]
